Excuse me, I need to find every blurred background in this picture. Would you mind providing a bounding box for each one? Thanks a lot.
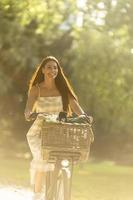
[0,0,133,199]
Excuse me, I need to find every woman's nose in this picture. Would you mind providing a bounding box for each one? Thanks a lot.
[51,67,56,72]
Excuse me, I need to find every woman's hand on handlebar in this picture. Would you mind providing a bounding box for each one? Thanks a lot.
[25,112,49,121]
[85,115,93,124]
[24,111,34,121]
[79,113,93,124]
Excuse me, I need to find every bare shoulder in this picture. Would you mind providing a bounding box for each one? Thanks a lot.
[28,85,38,98]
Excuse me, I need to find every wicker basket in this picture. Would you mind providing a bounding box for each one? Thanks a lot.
[41,121,94,162]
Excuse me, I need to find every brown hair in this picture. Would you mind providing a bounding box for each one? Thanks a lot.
[28,56,78,114]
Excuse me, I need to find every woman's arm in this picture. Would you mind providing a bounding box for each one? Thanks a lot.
[24,86,38,120]
[69,95,85,116]
[69,94,93,123]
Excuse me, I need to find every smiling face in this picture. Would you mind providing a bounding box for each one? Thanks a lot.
[42,60,58,79]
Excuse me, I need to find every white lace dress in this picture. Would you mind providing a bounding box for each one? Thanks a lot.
[26,94,63,185]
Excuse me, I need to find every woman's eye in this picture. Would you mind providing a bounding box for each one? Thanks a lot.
[47,65,57,70]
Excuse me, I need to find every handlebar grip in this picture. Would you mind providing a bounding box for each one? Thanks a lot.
[28,112,38,121]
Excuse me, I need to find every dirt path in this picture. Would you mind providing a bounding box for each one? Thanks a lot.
[0,185,32,200]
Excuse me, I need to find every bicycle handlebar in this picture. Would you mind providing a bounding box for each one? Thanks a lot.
[27,112,93,125]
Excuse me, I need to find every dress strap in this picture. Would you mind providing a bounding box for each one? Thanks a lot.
[36,84,41,98]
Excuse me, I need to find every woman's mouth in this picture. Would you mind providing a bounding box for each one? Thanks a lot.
[48,73,57,78]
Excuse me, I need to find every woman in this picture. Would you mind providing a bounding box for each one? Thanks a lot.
[24,56,93,200]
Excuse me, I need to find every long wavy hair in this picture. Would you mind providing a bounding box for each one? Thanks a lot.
[28,56,78,114]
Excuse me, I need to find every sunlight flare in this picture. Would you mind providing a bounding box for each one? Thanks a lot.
[0,187,32,200]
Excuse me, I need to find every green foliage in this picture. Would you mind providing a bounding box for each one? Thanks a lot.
[0,0,133,160]
[70,0,133,159]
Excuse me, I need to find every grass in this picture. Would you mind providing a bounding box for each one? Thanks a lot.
[0,156,133,200]
[0,157,30,187]
[72,162,133,200]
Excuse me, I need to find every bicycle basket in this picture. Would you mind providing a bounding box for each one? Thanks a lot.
[41,121,94,161]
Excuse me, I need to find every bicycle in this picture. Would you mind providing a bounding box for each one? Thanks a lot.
[28,112,94,200]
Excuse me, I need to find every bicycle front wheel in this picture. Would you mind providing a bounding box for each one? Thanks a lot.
[56,167,72,200]
[46,162,72,200]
